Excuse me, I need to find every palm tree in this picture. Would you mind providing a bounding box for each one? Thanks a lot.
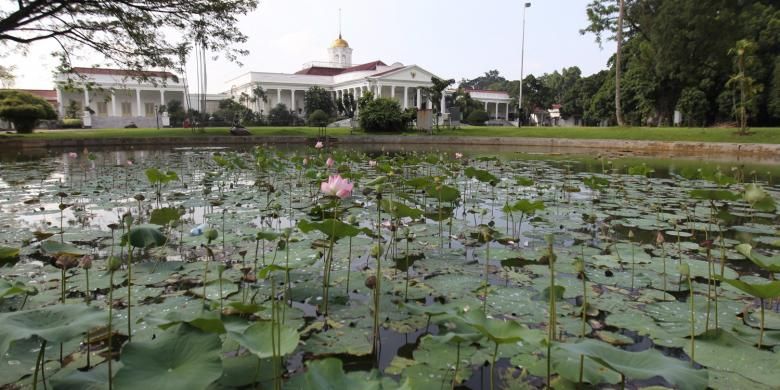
[251,84,268,114]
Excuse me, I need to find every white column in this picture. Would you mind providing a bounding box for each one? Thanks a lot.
[495,102,499,119]
[484,101,488,111]
[440,94,446,114]
[56,88,64,117]
[135,89,142,116]
[83,88,90,108]
[277,89,281,106]
[111,91,117,116]
[416,88,421,109]
[390,85,395,100]
[376,84,381,98]
[404,87,408,109]
[159,90,165,106]
[291,90,296,112]
[182,91,189,112]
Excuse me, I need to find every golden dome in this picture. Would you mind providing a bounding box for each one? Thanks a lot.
[331,35,349,48]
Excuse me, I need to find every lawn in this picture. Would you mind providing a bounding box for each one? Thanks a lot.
[1,125,779,144]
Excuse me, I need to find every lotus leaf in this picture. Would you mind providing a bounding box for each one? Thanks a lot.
[0,304,104,355]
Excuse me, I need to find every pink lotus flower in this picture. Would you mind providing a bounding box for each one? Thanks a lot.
[303,157,309,165]
[126,160,133,166]
[326,157,334,168]
[315,141,324,149]
[321,175,353,199]
[368,160,377,167]
[455,153,463,159]
[68,152,78,158]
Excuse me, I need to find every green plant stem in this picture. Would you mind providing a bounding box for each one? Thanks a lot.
[33,339,47,390]
[202,247,210,308]
[108,271,114,390]
[346,236,352,294]
[452,342,461,390]
[483,241,490,314]
[404,237,410,301]
[127,248,133,342]
[490,342,499,390]
[688,275,695,364]
[759,298,765,349]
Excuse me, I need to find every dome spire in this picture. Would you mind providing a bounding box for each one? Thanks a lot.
[338,8,342,39]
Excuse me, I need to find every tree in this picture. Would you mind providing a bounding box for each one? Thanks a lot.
[304,86,335,117]
[308,109,329,128]
[582,0,634,126]
[0,65,14,88]
[250,84,267,113]
[64,100,82,119]
[423,76,455,130]
[359,98,405,132]
[214,98,250,123]
[0,1,258,77]
[466,110,489,126]
[166,100,186,127]
[727,40,763,135]
[676,88,709,127]
[768,57,780,121]
[0,90,57,133]
[268,103,293,126]
[459,70,508,90]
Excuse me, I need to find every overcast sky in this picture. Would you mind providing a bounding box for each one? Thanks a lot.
[4,0,615,92]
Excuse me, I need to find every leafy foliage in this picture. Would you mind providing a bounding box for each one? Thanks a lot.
[0,90,57,133]
[359,97,406,132]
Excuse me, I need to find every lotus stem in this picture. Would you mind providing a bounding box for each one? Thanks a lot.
[108,270,114,390]
[452,342,461,390]
[688,274,695,364]
[490,342,499,390]
[33,339,47,390]
[483,241,490,314]
[759,298,765,349]
[346,236,352,294]
[127,248,133,342]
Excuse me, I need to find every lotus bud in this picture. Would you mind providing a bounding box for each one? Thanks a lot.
[678,263,690,277]
[628,230,635,240]
[107,256,122,272]
[573,258,585,274]
[79,255,93,270]
[364,275,377,290]
[55,255,78,269]
[656,231,665,245]
[205,229,219,244]
[370,243,381,258]
[133,194,145,202]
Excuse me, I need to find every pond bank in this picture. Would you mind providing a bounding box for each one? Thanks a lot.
[1,134,779,160]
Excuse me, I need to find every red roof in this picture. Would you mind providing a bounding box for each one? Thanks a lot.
[7,89,58,103]
[71,67,178,80]
[465,89,508,94]
[294,60,388,76]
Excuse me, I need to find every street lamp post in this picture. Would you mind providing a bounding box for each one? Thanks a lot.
[518,2,531,127]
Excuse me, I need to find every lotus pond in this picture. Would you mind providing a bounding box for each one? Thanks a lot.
[0,145,779,390]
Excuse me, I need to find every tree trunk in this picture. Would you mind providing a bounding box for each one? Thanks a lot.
[615,0,626,127]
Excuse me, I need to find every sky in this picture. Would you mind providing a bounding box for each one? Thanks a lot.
[3,0,616,93]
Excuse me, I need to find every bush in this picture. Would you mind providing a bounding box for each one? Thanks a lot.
[0,90,57,133]
[360,98,405,132]
[61,118,83,128]
[466,109,489,126]
[676,87,709,127]
[308,109,329,127]
[268,103,293,126]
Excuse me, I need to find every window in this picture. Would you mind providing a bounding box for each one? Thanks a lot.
[121,102,131,117]
[145,103,155,117]
[97,102,108,117]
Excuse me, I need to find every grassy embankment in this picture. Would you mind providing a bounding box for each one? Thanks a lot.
[1,126,779,144]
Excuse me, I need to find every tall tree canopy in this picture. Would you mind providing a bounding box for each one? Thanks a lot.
[0,0,258,74]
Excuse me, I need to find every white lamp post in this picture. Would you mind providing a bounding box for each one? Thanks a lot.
[518,2,531,127]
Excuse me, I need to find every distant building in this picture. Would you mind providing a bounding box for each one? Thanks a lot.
[225,33,441,116]
[54,67,189,128]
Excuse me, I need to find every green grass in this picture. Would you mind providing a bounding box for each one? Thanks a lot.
[1,125,779,144]
[444,126,780,144]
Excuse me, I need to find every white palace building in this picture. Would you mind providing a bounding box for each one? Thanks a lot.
[41,32,514,128]
[225,34,515,121]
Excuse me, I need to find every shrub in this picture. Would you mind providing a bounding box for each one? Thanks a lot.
[466,109,489,126]
[268,103,293,126]
[308,109,329,127]
[0,90,57,133]
[676,87,709,127]
[360,98,405,132]
[61,118,83,128]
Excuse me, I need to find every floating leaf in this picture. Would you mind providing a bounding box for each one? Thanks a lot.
[128,226,167,249]
[560,339,708,390]
[0,304,104,355]
[228,321,299,359]
[114,325,223,390]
